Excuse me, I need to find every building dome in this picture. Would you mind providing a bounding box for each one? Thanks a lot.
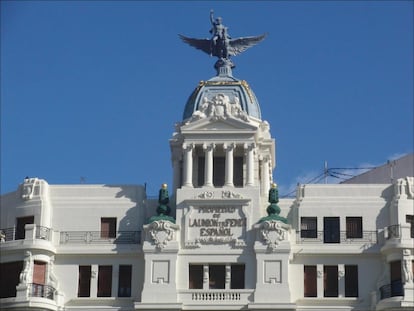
[182,70,262,121]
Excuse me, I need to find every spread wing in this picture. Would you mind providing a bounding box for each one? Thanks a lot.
[228,33,267,56]
[179,34,212,55]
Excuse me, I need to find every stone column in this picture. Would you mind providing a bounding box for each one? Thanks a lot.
[262,156,270,195]
[203,143,215,187]
[182,143,194,187]
[172,155,181,192]
[245,143,255,186]
[224,143,235,187]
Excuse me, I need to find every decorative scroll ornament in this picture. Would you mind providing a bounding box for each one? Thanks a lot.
[259,220,290,251]
[185,94,249,124]
[196,190,243,199]
[222,190,243,199]
[146,220,179,249]
[197,191,214,199]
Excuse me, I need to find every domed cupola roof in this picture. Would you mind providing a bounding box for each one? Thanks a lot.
[179,11,266,121]
[182,69,262,121]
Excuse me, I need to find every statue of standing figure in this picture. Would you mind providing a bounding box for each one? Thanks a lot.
[209,10,231,59]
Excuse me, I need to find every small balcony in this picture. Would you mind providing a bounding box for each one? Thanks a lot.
[29,283,55,300]
[0,226,52,243]
[179,289,253,306]
[296,230,377,244]
[379,280,403,300]
[59,231,141,244]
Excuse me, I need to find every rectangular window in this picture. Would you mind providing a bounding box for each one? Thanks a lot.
[301,217,317,238]
[78,266,91,297]
[324,265,338,297]
[406,215,414,238]
[234,156,244,187]
[101,218,116,238]
[209,265,225,289]
[390,260,403,296]
[230,264,245,289]
[324,217,340,243]
[304,265,317,297]
[33,261,46,284]
[345,265,358,297]
[16,216,34,240]
[346,217,363,239]
[213,157,225,187]
[97,265,112,297]
[118,265,132,297]
[189,265,203,289]
[0,261,23,298]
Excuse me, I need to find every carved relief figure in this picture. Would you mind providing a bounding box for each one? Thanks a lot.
[19,251,33,284]
[402,258,413,284]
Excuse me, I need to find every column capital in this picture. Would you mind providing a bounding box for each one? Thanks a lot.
[223,142,236,151]
[244,142,255,151]
[202,143,215,151]
[182,143,194,151]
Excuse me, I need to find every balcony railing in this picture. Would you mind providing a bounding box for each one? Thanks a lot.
[59,231,141,244]
[296,230,377,244]
[29,283,55,300]
[179,290,253,304]
[379,280,403,299]
[0,226,52,242]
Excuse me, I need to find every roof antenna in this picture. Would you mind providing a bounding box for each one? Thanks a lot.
[324,161,328,184]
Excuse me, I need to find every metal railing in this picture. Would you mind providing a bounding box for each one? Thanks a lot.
[379,280,403,299]
[29,283,55,300]
[0,226,52,242]
[59,231,141,244]
[0,227,16,242]
[296,230,377,244]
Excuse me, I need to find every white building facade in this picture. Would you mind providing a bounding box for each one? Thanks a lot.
[1,18,413,311]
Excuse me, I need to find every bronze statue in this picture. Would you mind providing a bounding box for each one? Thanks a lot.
[179,10,266,67]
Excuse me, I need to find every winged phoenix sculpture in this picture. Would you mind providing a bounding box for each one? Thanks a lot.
[179,10,266,70]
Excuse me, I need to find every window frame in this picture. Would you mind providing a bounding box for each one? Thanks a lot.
[301,217,317,238]
[346,217,363,239]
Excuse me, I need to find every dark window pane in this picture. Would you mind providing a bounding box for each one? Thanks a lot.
[97,265,112,297]
[16,216,34,240]
[301,217,317,238]
[0,261,23,298]
[345,265,358,297]
[324,217,340,243]
[213,157,225,187]
[234,156,244,187]
[304,266,317,297]
[231,264,245,289]
[324,266,338,297]
[209,265,225,289]
[189,265,203,289]
[78,266,91,297]
[346,217,362,239]
[118,265,132,297]
[197,156,205,187]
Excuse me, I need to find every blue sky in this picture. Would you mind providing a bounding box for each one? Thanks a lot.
[1,1,413,196]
